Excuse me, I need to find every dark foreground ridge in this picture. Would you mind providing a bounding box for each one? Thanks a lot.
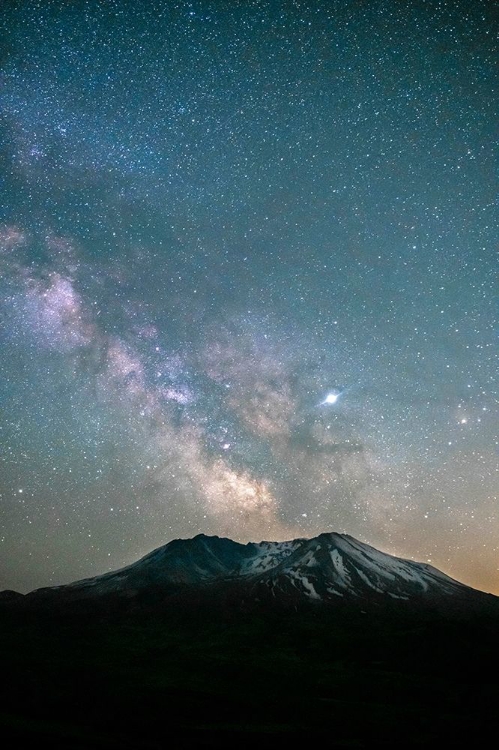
[2,532,498,748]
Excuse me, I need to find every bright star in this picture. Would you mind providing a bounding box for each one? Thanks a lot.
[323,393,339,405]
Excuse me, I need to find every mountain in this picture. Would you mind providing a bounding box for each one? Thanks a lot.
[15,532,497,617]
[2,533,499,747]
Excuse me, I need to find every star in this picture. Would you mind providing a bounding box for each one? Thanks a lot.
[322,392,340,405]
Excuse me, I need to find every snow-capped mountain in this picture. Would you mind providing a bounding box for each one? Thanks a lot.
[21,532,496,615]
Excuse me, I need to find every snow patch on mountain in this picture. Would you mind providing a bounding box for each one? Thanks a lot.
[288,570,320,599]
[240,540,298,575]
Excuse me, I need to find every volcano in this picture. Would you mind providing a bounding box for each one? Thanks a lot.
[2,532,498,747]
[13,532,497,618]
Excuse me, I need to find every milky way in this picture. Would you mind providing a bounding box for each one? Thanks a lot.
[0,1,497,594]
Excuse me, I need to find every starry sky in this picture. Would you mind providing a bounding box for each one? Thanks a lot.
[1,0,497,595]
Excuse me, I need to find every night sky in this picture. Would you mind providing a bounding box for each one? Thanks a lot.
[1,0,497,595]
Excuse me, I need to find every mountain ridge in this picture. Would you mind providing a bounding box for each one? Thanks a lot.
[6,531,497,618]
